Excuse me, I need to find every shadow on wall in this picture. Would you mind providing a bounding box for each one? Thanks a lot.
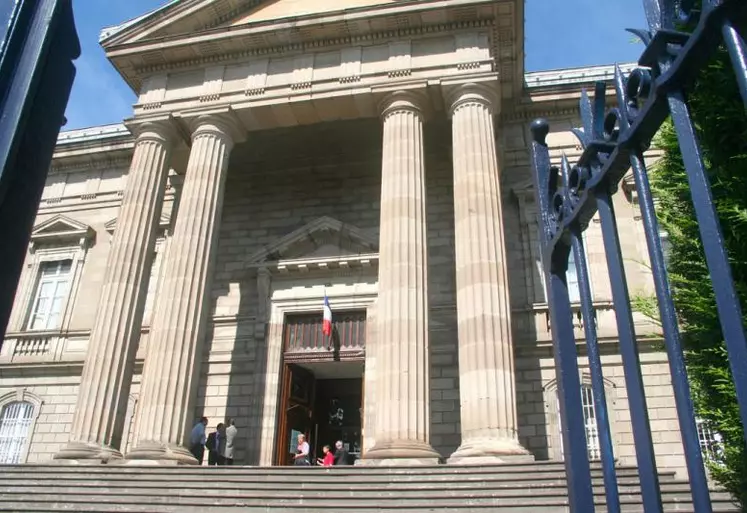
[424,119,462,459]
[230,278,268,465]
[506,190,551,461]
[194,277,269,466]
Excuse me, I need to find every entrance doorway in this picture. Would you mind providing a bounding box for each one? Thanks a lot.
[275,360,364,465]
[274,309,367,466]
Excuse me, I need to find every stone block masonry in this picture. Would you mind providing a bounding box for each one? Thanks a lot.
[201,118,463,462]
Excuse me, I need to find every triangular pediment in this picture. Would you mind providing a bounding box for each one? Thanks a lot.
[30,215,95,249]
[228,0,399,26]
[102,0,409,46]
[248,216,378,264]
[102,0,257,45]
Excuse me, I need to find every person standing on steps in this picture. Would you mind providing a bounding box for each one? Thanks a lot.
[317,445,334,467]
[333,440,349,466]
[224,418,237,465]
[293,433,310,466]
[206,423,226,466]
[189,416,208,464]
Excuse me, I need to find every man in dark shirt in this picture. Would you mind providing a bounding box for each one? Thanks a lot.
[333,440,349,465]
[206,423,226,466]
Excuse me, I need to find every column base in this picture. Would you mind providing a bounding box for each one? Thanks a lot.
[53,441,123,463]
[125,441,199,465]
[447,437,534,465]
[363,439,442,465]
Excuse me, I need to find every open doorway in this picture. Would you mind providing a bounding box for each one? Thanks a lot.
[275,360,364,466]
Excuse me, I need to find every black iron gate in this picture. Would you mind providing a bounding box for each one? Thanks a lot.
[529,1,747,511]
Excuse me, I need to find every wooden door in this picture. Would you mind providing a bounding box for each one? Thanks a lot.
[275,363,315,465]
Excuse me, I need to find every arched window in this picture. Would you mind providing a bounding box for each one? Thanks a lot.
[0,401,35,463]
[556,385,600,461]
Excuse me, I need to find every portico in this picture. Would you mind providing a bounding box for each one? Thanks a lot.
[53,0,527,466]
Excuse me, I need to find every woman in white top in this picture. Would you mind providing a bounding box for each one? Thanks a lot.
[293,433,310,466]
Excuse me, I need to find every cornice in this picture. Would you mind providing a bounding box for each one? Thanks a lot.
[134,19,496,78]
[50,155,133,175]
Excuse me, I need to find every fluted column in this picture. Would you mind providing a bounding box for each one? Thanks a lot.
[363,91,440,464]
[126,114,242,463]
[55,121,176,461]
[447,84,530,463]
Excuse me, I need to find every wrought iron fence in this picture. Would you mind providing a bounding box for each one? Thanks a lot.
[529,1,747,511]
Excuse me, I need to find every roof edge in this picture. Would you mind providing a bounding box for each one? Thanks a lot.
[56,123,131,145]
[525,62,638,89]
[99,0,181,44]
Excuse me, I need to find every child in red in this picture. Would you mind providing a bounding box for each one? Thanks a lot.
[318,445,334,467]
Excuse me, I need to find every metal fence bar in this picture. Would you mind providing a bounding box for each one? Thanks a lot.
[529,124,595,513]
[529,0,747,510]
[0,0,79,344]
[721,18,747,111]
[608,63,712,511]
[570,226,620,513]
[570,84,620,513]
[595,189,663,513]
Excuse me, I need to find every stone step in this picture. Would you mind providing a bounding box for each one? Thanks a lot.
[0,477,668,490]
[0,463,735,512]
[0,460,640,471]
[0,493,737,513]
[0,481,707,496]
[0,463,678,479]
[0,470,676,485]
[0,506,738,513]
[0,483,734,502]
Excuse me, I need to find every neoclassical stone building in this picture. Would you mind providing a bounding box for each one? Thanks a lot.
[0,0,702,473]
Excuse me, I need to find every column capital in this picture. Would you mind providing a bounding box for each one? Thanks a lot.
[445,82,499,117]
[187,110,246,147]
[378,90,429,121]
[125,116,180,146]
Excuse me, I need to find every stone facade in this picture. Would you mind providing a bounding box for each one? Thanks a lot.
[0,0,688,476]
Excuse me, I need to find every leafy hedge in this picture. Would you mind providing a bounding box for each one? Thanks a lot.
[643,46,747,507]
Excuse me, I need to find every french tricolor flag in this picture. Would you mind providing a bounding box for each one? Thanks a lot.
[322,294,333,337]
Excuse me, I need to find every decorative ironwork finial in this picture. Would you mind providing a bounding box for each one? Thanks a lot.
[530,118,550,145]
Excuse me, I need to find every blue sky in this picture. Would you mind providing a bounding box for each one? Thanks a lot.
[63,0,646,130]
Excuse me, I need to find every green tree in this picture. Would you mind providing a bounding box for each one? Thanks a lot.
[641,47,747,506]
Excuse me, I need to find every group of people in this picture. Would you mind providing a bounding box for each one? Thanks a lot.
[189,418,350,467]
[293,433,349,467]
[189,416,238,465]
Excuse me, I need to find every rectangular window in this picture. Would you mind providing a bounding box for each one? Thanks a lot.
[567,250,581,303]
[536,231,592,303]
[567,235,593,303]
[27,260,72,331]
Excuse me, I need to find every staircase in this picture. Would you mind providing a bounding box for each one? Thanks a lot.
[0,461,737,512]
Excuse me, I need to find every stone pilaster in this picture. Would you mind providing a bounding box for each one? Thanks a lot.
[126,114,242,464]
[363,91,440,464]
[55,121,176,461]
[446,83,530,463]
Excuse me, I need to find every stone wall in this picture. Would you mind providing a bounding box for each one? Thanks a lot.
[196,118,461,462]
[514,350,686,476]
[0,377,79,462]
